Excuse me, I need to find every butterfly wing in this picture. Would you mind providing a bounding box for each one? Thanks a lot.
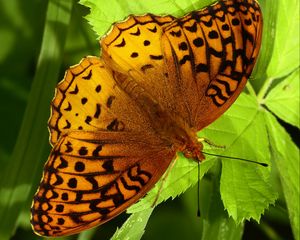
[101,0,262,131]
[32,56,176,236]
[31,131,175,236]
[48,56,155,145]
[161,0,263,130]
[101,14,193,126]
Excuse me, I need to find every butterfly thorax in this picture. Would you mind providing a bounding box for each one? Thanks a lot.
[113,70,203,160]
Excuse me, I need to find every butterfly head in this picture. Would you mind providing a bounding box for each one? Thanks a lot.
[181,139,205,162]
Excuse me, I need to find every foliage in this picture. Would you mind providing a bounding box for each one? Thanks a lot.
[0,0,298,239]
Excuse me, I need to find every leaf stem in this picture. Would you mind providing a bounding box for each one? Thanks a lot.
[245,82,257,98]
[257,77,274,104]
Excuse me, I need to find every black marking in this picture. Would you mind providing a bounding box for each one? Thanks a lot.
[92,145,102,157]
[231,71,244,81]
[79,147,88,156]
[68,178,77,188]
[85,176,99,190]
[148,26,157,33]
[81,97,88,105]
[144,40,150,46]
[222,24,230,31]
[61,193,68,201]
[82,69,92,80]
[150,55,163,60]
[69,212,82,224]
[106,118,124,131]
[141,64,154,72]
[178,42,188,51]
[216,79,233,96]
[57,218,65,225]
[95,85,101,93]
[203,18,213,27]
[190,11,200,22]
[120,176,140,192]
[232,18,240,26]
[223,36,233,45]
[128,166,150,186]
[63,120,71,129]
[196,63,209,72]
[85,116,92,124]
[209,48,223,58]
[179,55,191,65]
[206,85,229,106]
[75,192,83,201]
[78,126,83,130]
[220,60,235,72]
[98,207,110,215]
[75,161,85,172]
[75,113,79,116]
[136,164,152,181]
[170,30,182,37]
[56,204,64,213]
[115,38,126,47]
[106,96,116,108]
[130,27,140,36]
[69,85,79,94]
[58,157,68,169]
[113,193,125,206]
[244,18,252,25]
[64,102,72,111]
[193,37,204,47]
[208,30,219,39]
[49,190,59,199]
[131,52,138,58]
[185,22,197,32]
[89,200,110,214]
[94,104,101,118]
[102,159,114,172]
[53,175,63,186]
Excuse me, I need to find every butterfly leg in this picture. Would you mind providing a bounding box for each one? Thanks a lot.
[151,157,177,208]
[197,137,226,149]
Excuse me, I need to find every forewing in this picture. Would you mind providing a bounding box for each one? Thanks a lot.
[162,0,263,130]
[49,56,153,145]
[31,131,175,236]
[101,15,192,124]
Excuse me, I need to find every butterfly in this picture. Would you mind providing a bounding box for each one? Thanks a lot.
[31,0,262,236]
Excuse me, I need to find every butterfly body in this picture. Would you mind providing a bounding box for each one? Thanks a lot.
[31,0,262,236]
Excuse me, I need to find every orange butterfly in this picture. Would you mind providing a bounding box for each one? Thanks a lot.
[31,0,262,236]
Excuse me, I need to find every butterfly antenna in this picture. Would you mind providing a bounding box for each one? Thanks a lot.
[197,161,201,217]
[202,151,268,167]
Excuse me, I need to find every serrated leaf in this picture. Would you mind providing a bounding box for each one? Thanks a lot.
[220,103,277,223]
[111,208,153,240]
[267,0,300,79]
[264,68,300,129]
[201,163,244,240]
[265,111,300,240]
[128,93,275,220]
[79,0,214,37]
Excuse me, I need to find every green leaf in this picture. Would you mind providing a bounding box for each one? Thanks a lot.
[264,68,300,129]
[79,0,214,37]
[265,111,300,240]
[201,163,244,240]
[128,93,276,223]
[111,208,153,240]
[0,1,74,239]
[266,0,300,79]
[219,98,277,223]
